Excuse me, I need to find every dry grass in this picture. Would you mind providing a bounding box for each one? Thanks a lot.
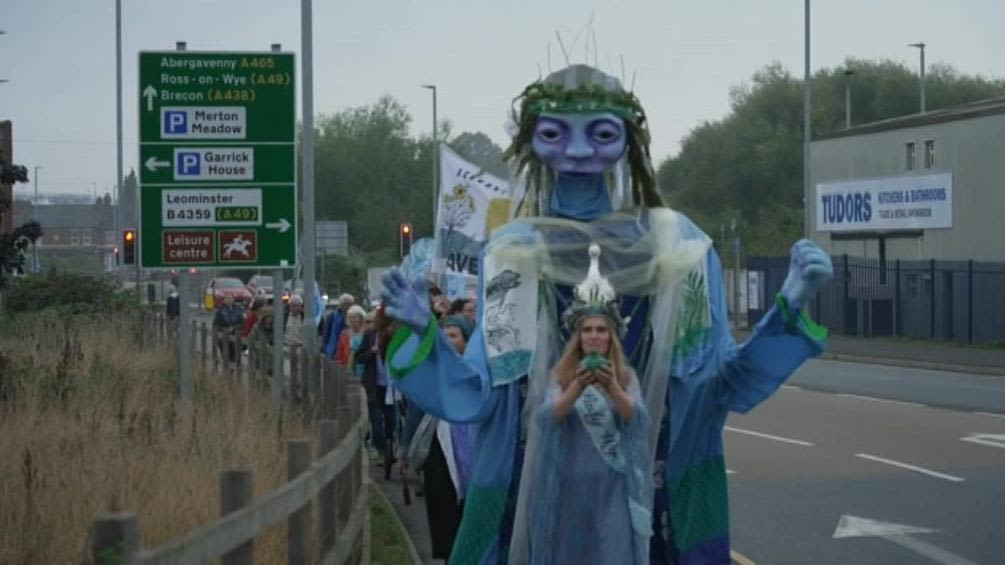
[0,311,313,564]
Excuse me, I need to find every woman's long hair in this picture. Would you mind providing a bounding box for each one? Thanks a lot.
[552,316,630,391]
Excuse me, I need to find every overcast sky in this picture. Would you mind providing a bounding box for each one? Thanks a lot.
[3,0,1005,197]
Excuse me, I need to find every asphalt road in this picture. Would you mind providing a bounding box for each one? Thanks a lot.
[727,359,1005,565]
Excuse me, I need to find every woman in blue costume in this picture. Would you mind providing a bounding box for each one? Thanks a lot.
[530,242,652,564]
[382,64,833,565]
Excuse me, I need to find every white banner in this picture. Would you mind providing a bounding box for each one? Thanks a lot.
[816,172,952,232]
[434,145,512,297]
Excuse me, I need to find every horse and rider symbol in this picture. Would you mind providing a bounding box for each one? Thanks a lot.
[219,231,257,262]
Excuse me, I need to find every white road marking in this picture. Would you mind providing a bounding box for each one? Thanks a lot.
[834,515,978,565]
[726,469,736,475]
[960,433,1005,451]
[780,384,801,391]
[724,426,814,447]
[973,411,1005,420]
[854,453,965,483]
[837,393,924,408]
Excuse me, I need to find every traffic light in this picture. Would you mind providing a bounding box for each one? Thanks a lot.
[398,222,413,258]
[123,229,136,265]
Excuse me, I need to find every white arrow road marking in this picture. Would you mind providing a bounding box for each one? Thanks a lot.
[854,453,965,482]
[833,515,979,565]
[143,85,157,112]
[960,433,1005,450]
[724,426,814,447]
[265,218,291,233]
[144,156,170,172]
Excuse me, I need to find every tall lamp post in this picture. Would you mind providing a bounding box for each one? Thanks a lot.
[802,0,812,238]
[843,68,855,129]
[421,84,438,227]
[909,42,926,113]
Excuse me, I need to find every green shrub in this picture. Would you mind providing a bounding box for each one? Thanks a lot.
[5,272,135,314]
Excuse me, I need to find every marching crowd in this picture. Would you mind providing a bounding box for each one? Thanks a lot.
[196,284,479,562]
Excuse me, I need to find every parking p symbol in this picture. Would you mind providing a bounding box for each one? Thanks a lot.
[177,152,201,176]
[165,111,187,134]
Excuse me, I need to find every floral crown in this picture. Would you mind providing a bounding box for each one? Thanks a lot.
[562,243,627,338]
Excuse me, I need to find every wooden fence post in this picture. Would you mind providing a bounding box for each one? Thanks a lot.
[235,330,244,384]
[289,346,300,405]
[287,439,311,565]
[92,513,139,564]
[323,360,338,419]
[319,420,338,555]
[220,469,254,565]
[200,322,209,373]
[212,328,220,372]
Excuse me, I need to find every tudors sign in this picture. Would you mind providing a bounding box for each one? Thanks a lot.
[138,51,296,269]
[816,172,953,233]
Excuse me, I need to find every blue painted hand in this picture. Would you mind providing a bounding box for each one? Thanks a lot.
[780,239,834,311]
[380,268,432,334]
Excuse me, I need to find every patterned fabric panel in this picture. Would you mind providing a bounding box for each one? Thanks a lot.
[669,455,730,556]
[448,485,509,565]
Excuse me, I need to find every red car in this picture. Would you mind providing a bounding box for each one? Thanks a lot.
[206,277,252,309]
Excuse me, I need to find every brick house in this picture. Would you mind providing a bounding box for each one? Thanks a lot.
[12,195,118,249]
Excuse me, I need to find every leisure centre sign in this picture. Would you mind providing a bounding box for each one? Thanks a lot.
[138,51,297,269]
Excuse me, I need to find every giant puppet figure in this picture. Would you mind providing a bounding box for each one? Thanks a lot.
[382,65,832,565]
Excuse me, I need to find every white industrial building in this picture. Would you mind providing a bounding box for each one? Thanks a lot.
[807,97,1005,262]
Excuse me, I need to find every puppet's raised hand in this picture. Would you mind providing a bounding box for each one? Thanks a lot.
[381,268,432,334]
[780,239,833,311]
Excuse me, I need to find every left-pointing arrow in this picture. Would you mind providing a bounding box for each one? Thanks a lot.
[142,85,157,112]
[266,218,291,233]
[145,156,170,172]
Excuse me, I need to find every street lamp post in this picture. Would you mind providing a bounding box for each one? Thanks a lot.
[422,84,438,227]
[909,42,926,113]
[803,0,811,239]
[844,68,855,129]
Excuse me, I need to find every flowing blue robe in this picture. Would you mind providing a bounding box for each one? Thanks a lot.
[390,213,825,565]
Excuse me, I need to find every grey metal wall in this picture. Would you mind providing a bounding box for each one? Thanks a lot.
[808,113,1005,262]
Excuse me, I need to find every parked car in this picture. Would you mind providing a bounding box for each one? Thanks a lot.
[205,277,253,309]
[246,274,275,303]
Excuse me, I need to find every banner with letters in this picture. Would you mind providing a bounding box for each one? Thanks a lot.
[816,172,952,233]
[434,145,512,299]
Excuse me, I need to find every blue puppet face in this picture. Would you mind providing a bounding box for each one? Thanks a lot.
[531,112,627,175]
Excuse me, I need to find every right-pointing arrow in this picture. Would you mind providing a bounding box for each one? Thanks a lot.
[266,218,291,233]
[833,515,978,565]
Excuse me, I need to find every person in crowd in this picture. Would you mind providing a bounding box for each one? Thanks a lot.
[336,304,367,368]
[165,283,180,321]
[323,293,356,358]
[242,296,267,342]
[400,314,478,563]
[447,298,476,326]
[354,311,387,452]
[530,308,650,563]
[213,294,245,362]
[284,294,305,349]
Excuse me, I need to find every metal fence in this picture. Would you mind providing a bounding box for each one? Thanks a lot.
[747,255,1005,345]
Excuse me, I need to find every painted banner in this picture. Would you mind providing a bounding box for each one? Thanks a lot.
[816,172,952,233]
[434,145,512,298]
